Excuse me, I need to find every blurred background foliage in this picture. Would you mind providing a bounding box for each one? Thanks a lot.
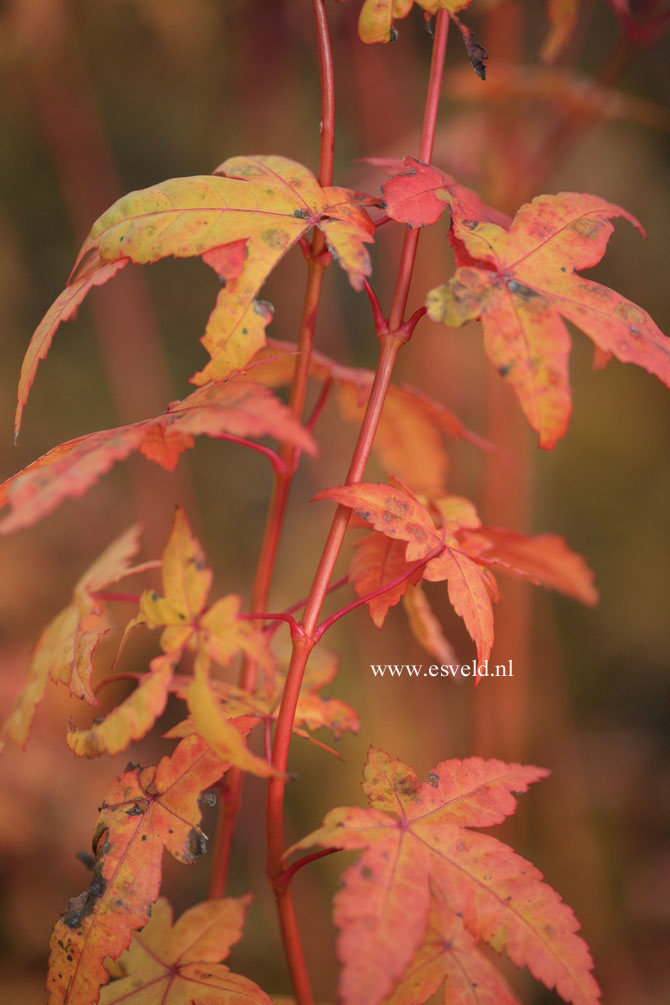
[0,0,668,1001]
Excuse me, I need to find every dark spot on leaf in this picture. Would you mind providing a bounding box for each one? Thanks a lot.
[426,772,439,786]
[507,279,539,301]
[260,228,286,249]
[571,217,604,240]
[126,803,144,817]
[76,850,95,871]
[293,208,310,219]
[141,835,147,841]
[361,865,373,879]
[187,828,208,858]
[62,869,108,930]
[498,363,512,377]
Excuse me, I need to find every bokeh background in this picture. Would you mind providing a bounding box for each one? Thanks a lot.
[0,0,668,1001]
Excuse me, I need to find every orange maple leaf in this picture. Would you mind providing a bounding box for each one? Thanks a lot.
[289,747,600,1005]
[386,891,520,1003]
[47,734,236,1005]
[99,895,270,1004]
[426,192,670,448]
[315,481,497,663]
[0,380,316,535]
[318,481,598,665]
[371,155,511,229]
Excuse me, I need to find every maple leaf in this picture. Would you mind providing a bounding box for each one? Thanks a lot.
[15,155,375,434]
[135,508,280,779]
[1,526,146,748]
[426,193,670,448]
[289,747,600,1005]
[315,481,497,663]
[372,155,511,229]
[47,734,233,1005]
[386,892,520,1003]
[98,895,270,1004]
[0,380,316,535]
[66,654,175,758]
[541,0,578,64]
[137,509,270,668]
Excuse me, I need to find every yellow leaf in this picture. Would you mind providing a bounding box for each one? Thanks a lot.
[66,655,174,758]
[186,654,284,779]
[200,594,272,671]
[99,895,270,1004]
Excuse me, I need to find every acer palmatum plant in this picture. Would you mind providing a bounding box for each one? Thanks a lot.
[2,1,669,1003]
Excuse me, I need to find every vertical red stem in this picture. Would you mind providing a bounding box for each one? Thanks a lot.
[387,13,449,330]
[207,0,336,920]
[266,13,451,1003]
